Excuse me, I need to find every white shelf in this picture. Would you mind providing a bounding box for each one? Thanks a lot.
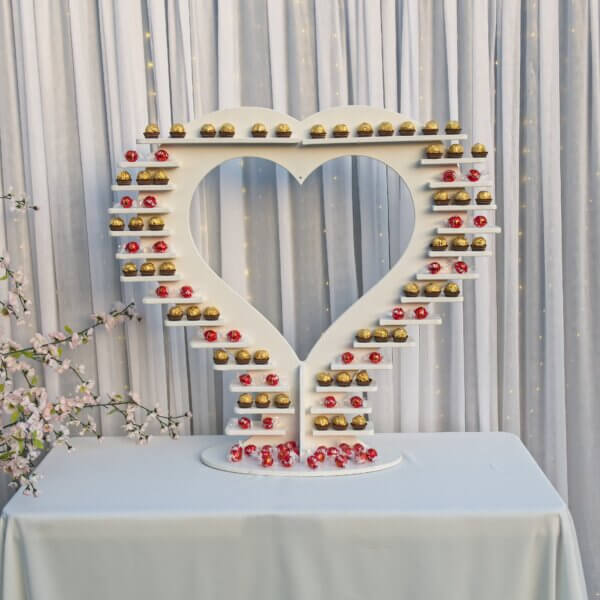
[109,230,172,237]
[428,250,492,257]
[436,227,501,235]
[230,384,290,393]
[191,340,249,349]
[213,362,275,371]
[164,319,225,327]
[118,161,180,168]
[234,406,295,415]
[312,424,374,436]
[311,404,372,415]
[120,275,181,283]
[428,179,493,189]
[420,157,486,165]
[401,296,463,303]
[225,419,287,437]
[111,185,175,191]
[315,385,378,393]
[109,207,173,215]
[143,296,203,305]
[116,253,178,260]
[329,361,392,370]
[353,340,416,349]
[136,137,302,145]
[416,272,479,281]
[432,204,497,211]
[379,317,443,326]
[302,134,467,146]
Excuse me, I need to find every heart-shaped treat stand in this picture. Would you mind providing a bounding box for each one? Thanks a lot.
[110,106,498,475]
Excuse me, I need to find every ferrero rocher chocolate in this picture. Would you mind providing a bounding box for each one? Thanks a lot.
[167,305,184,321]
[109,217,125,231]
[332,123,349,138]
[200,123,216,138]
[136,170,153,185]
[255,393,270,408]
[159,261,176,276]
[445,120,462,134]
[116,171,132,185]
[154,170,169,185]
[310,124,326,139]
[373,327,389,342]
[425,143,444,159]
[398,121,416,136]
[403,282,420,297]
[377,121,394,136]
[351,415,367,430]
[316,372,333,386]
[219,123,235,137]
[122,262,137,277]
[274,393,291,408]
[454,190,471,205]
[331,415,348,430]
[148,216,164,230]
[313,416,330,430]
[433,191,450,205]
[144,123,160,138]
[476,191,492,205]
[430,236,448,251]
[422,120,439,135]
[446,143,464,158]
[253,349,270,364]
[356,122,373,137]
[251,123,268,138]
[213,350,229,365]
[471,142,488,157]
[128,216,144,231]
[355,370,371,386]
[471,236,487,251]
[140,261,156,276]
[451,236,469,251]
[186,305,202,320]
[235,349,251,364]
[355,328,372,343]
[169,123,186,138]
[275,123,292,138]
[335,371,352,387]
[392,327,408,343]
[203,306,220,320]
[237,393,253,407]
[444,282,460,297]
[424,282,442,297]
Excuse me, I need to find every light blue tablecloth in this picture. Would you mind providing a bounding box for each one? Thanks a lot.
[0,433,588,600]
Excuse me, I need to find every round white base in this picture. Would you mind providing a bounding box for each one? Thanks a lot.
[200,436,403,477]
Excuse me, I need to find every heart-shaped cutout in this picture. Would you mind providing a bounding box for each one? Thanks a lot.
[191,156,415,358]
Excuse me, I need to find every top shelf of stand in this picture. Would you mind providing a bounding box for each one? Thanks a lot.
[135,134,468,146]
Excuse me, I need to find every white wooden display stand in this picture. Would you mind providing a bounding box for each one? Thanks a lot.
[110,106,498,476]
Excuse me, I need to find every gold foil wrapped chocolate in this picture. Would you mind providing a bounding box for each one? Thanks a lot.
[274,394,290,408]
[203,306,220,320]
[148,216,164,231]
[335,371,352,387]
[128,216,144,231]
[422,120,439,135]
[454,191,471,205]
[433,191,450,205]
[403,282,420,297]
[314,416,330,430]
[446,143,464,158]
[425,143,444,158]
[373,327,389,342]
[377,121,394,136]
[445,120,461,134]
[451,236,469,251]
[140,261,156,276]
[167,305,184,321]
[316,372,333,386]
[121,262,137,276]
[219,123,235,137]
[213,350,229,364]
[186,305,202,320]
[159,261,176,276]
[251,123,268,138]
[351,415,367,430]
[355,328,372,342]
[116,171,132,185]
[255,393,270,408]
[355,370,371,386]
[430,236,448,250]
[471,236,487,251]
[237,393,253,407]
[332,123,349,138]
[275,123,292,137]
[471,143,488,157]
[444,282,460,297]
[331,415,348,430]
[476,191,492,205]
[356,122,373,137]
[424,282,442,297]
[235,349,251,364]
[169,123,186,138]
[310,124,326,139]
[398,121,416,136]
[144,123,160,138]
[392,327,408,342]
[109,217,125,231]
[154,170,169,185]
[200,123,216,138]
[136,170,153,185]
[253,350,270,364]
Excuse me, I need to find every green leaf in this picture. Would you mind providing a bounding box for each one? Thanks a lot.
[30,376,38,385]
[0,451,15,460]
[22,350,34,359]
[0,274,8,281]
[33,438,44,450]
[64,325,73,334]
[0,384,4,393]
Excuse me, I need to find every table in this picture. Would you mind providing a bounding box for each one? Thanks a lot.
[0,433,588,600]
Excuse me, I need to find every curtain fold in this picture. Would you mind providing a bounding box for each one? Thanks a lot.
[0,0,598,594]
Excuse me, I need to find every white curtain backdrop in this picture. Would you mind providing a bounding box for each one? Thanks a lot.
[0,0,598,596]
